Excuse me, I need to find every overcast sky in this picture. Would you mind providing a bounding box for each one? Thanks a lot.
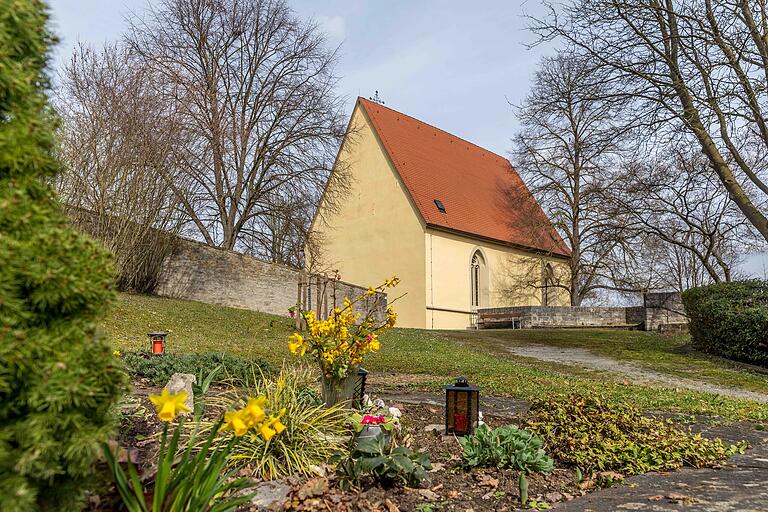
[47,0,553,156]
[45,0,767,276]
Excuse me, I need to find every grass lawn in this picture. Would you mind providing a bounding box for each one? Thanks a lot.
[444,329,768,395]
[106,293,768,422]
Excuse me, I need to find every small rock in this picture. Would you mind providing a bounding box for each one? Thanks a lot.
[424,424,444,433]
[309,464,328,477]
[165,373,196,415]
[249,481,291,510]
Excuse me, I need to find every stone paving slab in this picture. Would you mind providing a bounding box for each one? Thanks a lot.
[554,465,768,512]
[553,419,768,511]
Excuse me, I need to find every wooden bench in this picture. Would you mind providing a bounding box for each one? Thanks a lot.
[477,312,523,329]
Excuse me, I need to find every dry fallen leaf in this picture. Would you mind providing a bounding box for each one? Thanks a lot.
[418,489,440,501]
[384,498,399,512]
[296,477,328,500]
[475,474,499,488]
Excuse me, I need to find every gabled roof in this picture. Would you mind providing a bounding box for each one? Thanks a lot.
[357,97,570,258]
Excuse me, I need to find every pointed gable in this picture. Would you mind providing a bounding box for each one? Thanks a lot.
[358,98,570,257]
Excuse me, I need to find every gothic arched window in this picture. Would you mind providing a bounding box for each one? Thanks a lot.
[470,250,487,309]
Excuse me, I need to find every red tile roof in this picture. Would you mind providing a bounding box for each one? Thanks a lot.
[358,98,570,257]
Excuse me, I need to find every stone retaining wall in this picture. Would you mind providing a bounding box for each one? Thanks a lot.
[478,293,687,331]
[644,292,688,331]
[478,306,640,329]
[154,238,386,322]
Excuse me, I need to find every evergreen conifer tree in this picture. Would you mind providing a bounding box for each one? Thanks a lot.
[0,1,127,510]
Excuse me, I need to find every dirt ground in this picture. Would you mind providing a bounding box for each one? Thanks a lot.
[277,400,587,512]
[93,380,767,512]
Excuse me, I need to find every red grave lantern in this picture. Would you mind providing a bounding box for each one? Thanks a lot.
[149,332,167,355]
[444,376,480,436]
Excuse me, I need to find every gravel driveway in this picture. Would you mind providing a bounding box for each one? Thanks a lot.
[505,344,768,403]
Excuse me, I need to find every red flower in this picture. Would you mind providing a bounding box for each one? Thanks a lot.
[361,414,388,426]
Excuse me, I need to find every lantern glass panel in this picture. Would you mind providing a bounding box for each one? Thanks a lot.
[444,377,480,436]
[149,332,167,355]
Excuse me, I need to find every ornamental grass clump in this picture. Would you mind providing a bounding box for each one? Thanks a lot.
[105,388,285,512]
[288,276,399,405]
[195,365,349,479]
[0,2,126,510]
[526,393,747,476]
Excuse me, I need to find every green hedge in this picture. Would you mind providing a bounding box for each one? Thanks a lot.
[682,280,768,367]
[122,352,274,386]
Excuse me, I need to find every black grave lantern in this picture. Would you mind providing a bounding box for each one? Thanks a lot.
[354,368,369,408]
[444,376,480,436]
[149,331,167,355]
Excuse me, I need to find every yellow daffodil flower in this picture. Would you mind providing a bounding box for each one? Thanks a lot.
[243,397,266,426]
[222,409,249,437]
[148,388,190,422]
[266,413,287,435]
[259,423,277,441]
[288,333,307,356]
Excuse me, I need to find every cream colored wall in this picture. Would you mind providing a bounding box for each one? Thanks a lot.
[425,229,570,329]
[310,105,427,328]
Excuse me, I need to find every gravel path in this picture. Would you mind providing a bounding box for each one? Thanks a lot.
[505,344,768,403]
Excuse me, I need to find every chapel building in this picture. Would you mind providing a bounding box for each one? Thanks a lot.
[310,98,570,329]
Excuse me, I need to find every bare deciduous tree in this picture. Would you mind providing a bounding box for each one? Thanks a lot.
[530,0,768,242]
[55,44,185,291]
[512,52,630,305]
[239,189,316,267]
[126,0,348,252]
[609,148,758,287]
